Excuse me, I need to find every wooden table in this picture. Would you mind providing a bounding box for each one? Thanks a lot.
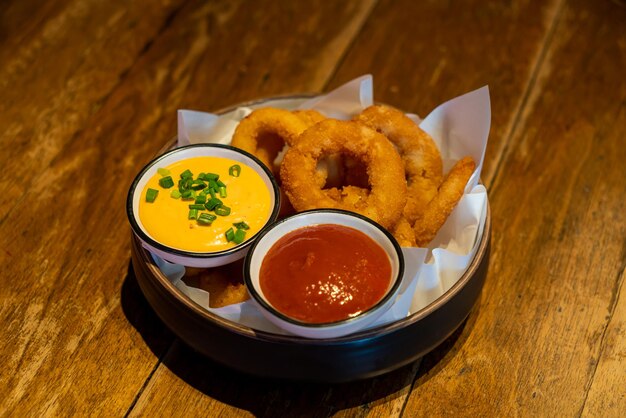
[2,0,625,416]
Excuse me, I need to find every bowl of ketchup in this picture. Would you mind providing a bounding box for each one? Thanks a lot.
[244,209,404,339]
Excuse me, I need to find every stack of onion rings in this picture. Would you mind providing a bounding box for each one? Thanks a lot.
[230,104,475,247]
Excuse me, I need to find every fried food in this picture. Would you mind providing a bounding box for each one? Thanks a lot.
[355,105,443,224]
[231,108,309,174]
[293,109,326,126]
[182,259,249,308]
[390,216,417,248]
[413,156,476,247]
[228,103,475,248]
[280,119,407,229]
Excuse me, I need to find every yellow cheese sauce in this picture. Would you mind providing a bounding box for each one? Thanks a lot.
[139,156,272,252]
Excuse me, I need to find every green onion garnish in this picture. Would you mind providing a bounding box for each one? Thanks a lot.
[159,176,174,188]
[233,221,250,230]
[191,179,206,190]
[203,173,219,181]
[145,188,159,203]
[216,179,226,188]
[195,195,207,204]
[208,179,218,191]
[180,169,193,179]
[188,209,198,220]
[197,213,217,225]
[205,197,222,211]
[218,186,227,198]
[225,228,235,242]
[214,205,231,216]
[170,190,181,199]
[181,190,194,200]
[229,164,241,177]
[188,204,205,210]
[157,168,171,177]
[233,228,246,244]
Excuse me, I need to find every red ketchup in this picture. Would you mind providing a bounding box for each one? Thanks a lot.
[259,224,392,323]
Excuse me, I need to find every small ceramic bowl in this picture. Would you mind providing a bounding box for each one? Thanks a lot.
[244,209,405,339]
[126,144,281,268]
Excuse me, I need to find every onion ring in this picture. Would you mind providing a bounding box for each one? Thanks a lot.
[231,107,309,174]
[280,119,407,229]
[293,109,326,126]
[355,105,443,224]
[413,156,475,246]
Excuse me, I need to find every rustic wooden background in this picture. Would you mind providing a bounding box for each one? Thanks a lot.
[1,0,625,416]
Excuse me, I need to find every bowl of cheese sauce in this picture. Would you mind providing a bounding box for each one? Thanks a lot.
[244,209,404,339]
[127,144,280,267]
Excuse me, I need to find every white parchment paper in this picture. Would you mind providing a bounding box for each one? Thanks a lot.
[158,75,490,335]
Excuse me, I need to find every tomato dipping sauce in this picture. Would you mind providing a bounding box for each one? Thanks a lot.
[259,224,392,324]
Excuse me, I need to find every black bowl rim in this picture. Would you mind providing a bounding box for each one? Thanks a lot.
[242,209,405,328]
[126,143,281,260]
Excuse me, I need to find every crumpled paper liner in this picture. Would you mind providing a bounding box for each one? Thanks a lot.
[152,75,490,335]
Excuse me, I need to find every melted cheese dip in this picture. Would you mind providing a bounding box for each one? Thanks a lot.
[139,156,271,252]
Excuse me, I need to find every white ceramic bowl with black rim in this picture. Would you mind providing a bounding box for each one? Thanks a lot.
[126,143,281,268]
[244,209,405,339]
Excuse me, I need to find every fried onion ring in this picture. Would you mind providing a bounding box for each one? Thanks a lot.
[355,105,443,224]
[413,156,475,247]
[280,119,407,229]
[231,107,308,174]
[293,109,326,126]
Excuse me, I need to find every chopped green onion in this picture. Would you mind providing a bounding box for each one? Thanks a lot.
[170,189,181,199]
[195,195,207,204]
[145,188,159,203]
[214,204,231,216]
[181,190,194,200]
[159,176,174,188]
[191,179,206,190]
[197,213,217,225]
[218,186,227,198]
[216,179,226,188]
[208,179,218,191]
[233,221,250,230]
[188,209,198,220]
[157,168,171,177]
[208,188,216,198]
[188,204,205,210]
[233,228,246,244]
[225,228,235,242]
[203,173,219,181]
[229,164,241,177]
[180,169,193,179]
[205,197,222,211]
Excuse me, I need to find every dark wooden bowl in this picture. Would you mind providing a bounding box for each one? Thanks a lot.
[129,96,491,382]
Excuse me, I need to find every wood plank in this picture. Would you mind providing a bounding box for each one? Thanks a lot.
[403,0,626,415]
[129,340,418,417]
[0,0,377,415]
[0,0,187,415]
[0,0,185,222]
[330,0,563,186]
[583,264,626,416]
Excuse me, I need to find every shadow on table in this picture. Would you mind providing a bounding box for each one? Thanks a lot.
[122,261,478,415]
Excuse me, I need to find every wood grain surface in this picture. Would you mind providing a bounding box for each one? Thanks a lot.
[1,0,624,416]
